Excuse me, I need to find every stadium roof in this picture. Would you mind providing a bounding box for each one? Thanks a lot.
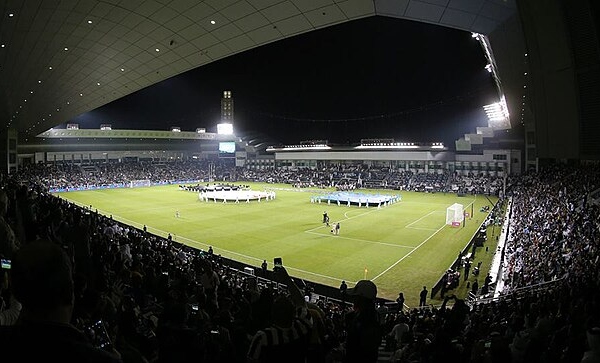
[1,0,516,142]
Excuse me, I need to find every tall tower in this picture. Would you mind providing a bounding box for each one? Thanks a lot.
[221,90,234,123]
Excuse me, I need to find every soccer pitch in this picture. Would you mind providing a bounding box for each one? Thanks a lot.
[56,182,496,305]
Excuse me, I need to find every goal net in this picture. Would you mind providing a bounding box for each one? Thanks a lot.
[446,203,464,226]
[128,179,152,188]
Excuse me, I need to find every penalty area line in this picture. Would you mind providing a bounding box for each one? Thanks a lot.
[168,234,346,284]
[372,222,447,282]
[305,230,414,249]
[82,207,347,285]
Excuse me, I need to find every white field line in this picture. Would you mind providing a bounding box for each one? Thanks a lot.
[371,223,447,282]
[405,210,438,228]
[306,206,415,248]
[64,195,479,285]
[305,230,414,249]
[406,226,439,231]
[77,204,347,285]
[305,208,379,233]
[172,234,346,283]
[371,199,477,281]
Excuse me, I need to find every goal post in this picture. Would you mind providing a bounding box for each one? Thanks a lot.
[446,203,464,226]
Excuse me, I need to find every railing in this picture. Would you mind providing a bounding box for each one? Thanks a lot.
[466,277,564,308]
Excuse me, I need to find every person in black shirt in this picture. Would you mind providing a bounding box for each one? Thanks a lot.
[396,292,405,312]
[339,280,348,295]
[343,280,382,363]
[261,260,268,276]
[419,286,428,307]
[247,266,313,363]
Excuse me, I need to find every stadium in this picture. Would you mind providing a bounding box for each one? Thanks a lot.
[1,1,599,363]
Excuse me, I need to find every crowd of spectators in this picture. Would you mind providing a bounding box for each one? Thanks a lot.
[409,173,450,193]
[0,161,599,363]
[17,161,504,197]
[449,173,504,196]
[501,164,600,292]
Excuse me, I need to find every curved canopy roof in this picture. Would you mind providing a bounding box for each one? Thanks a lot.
[0,0,516,139]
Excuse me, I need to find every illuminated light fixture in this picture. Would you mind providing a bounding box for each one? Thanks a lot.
[485,64,492,73]
[170,126,181,132]
[120,68,124,72]
[1,44,5,48]
[66,101,70,104]
[64,47,68,51]
[483,96,510,129]
[9,13,14,17]
[38,80,41,83]
[79,93,83,96]
[30,90,33,94]
[196,128,206,133]
[49,66,52,69]
[97,82,100,86]
[217,123,233,135]
[155,48,160,52]
[431,142,444,149]
[87,20,92,24]
[210,20,216,24]
[266,145,331,152]
[100,124,112,130]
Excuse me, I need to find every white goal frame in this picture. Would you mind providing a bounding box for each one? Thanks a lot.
[446,203,464,225]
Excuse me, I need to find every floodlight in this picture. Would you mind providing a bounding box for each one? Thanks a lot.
[217,123,233,135]
[483,96,510,129]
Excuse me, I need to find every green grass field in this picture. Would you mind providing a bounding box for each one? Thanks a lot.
[56,182,497,306]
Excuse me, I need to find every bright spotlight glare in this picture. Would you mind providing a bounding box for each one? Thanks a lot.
[217,123,233,135]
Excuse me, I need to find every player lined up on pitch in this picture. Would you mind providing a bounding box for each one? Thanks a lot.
[322,211,340,235]
[331,222,340,235]
[323,211,330,226]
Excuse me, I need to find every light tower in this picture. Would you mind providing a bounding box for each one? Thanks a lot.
[221,90,234,123]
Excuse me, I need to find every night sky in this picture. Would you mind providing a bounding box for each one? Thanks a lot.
[66,16,498,146]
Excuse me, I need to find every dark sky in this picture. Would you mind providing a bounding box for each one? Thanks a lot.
[67,16,498,146]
